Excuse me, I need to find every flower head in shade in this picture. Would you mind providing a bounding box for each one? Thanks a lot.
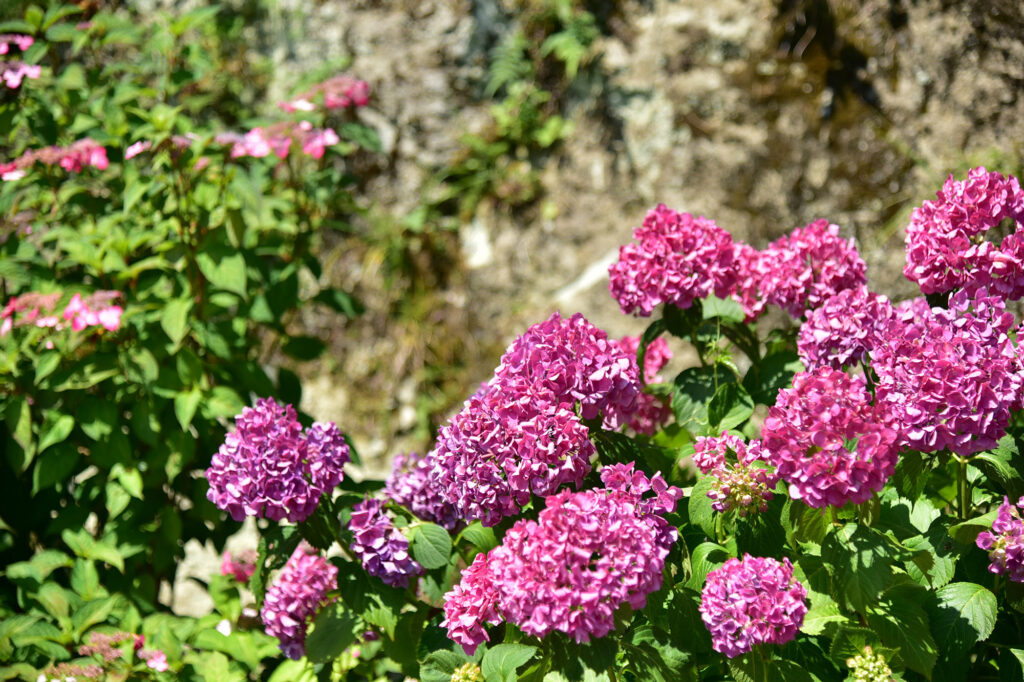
[609,204,738,317]
[205,398,350,522]
[613,335,673,435]
[904,167,1024,295]
[384,450,459,530]
[220,549,258,582]
[797,286,894,370]
[441,464,681,654]
[756,219,867,319]
[261,543,338,660]
[693,433,778,515]
[871,289,1021,455]
[700,554,807,658]
[976,496,1024,583]
[761,368,899,508]
[347,497,423,588]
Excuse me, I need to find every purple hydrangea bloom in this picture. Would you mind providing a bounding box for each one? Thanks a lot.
[761,368,899,508]
[384,450,459,530]
[206,398,350,523]
[700,554,807,658]
[976,497,1024,583]
[441,464,681,654]
[797,286,895,370]
[261,543,338,660]
[693,433,778,515]
[609,204,738,316]
[348,497,423,588]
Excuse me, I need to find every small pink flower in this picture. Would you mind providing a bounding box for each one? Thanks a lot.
[96,305,122,331]
[279,97,316,112]
[125,140,152,160]
[301,128,339,159]
[140,648,169,672]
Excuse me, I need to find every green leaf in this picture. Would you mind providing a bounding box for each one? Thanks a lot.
[482,643,537,682]
[282,335,327,361]
[459,522,498,552]
[701,295,745,323]
[672,366,730,433]
[363,595,398,640]
[663,303,702,339]
[728,655,815,682]
[4,396,34,473]
[636,318,668,384]
[781,498,829,547]
[32,442,79,493]
[685,542,730,591]
[35,583,71,621]
[687,476,717,539]
[70,559,100,599]
[34,351,61,383]
[174,387,202,429]
[928,582,997,658]
[411,523,452,570]
[822,524,894,612]
[866,580,936,677]
[314,288,364,318]
[800,591,846,636]
[305,602,361,664]
[79,400,118,441]
[191,629,267,672]
[62,529,124,572]
[197,250,248,297]
[339,122,382,153]
[71,596,120,639]
[38,410,74,454]
[707,382,754,431]
[421,650,474,682]
[742,351,802,406]
[948,510,998,546]
[161,298,192,344]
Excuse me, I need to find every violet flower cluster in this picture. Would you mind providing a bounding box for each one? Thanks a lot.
[279,74,370,112]
[347,497,423,588]
[383,450,459,530]
[613,334,673,435]
[904,167,1024,297]
[261,542,338,659]
[693,433,778,515]
[699,554,807,658]
[976,496,1024,583]
[0,34,38,90]
[1,291,123,338]
[441,463,681,655]
[761,367,899,508]
[1,138,108,182]
[871,289,1021,455]
[205,398,350,523]
[797,286,894,370]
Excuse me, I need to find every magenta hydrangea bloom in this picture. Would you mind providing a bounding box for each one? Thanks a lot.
[261,543,338,659]
[871,289,1021,455]
[348,497,423,588]
[693,433,778,515]
[205,398,350,523]
[441,464,681,654]
[976,497,1024,583]
[904,167,1024,295]
[612,335,673,435]
[756,219,867,319]
[384,450,459,530]
[700,555,807,658]
[609,204,738,317]
[730,243,767,321]
[797,286,894,370]
[761,368,899,508]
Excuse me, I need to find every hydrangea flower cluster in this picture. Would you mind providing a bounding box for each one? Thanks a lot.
[871,289,1021,455]
[0,34,38,90]
[846,646,895,682]
[450,663,485,682]
[220,549,258,582]
[761,368,899,508]
[797,286,894,369]
[75,631,168,672]
[1,291,123,338]
[693,433,778,515]
[37,662,105,681]
[215,120,340,161]
[0,138,108,182]
[730,243,767,321]
[383,450,459,530]
[613,335,673,435]
[279,74,370,112]
[904,167,1024,296]
[441,464,681,654]
[976,496,1024,583]
[699,555,807,658]
[756,219,867,319]
[261,543,338,659]
[609,204,738,316]
[347,497,423,588]
[0,34,34,54]
[205,398,350,522]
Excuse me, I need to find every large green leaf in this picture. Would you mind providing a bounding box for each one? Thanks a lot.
[707,382,754,431]
[928,582,997,658]
[303,602,361,664]
[821,524,895,613]
[482,643,537,682]
[410,523,452,570]
[672,366,729,433]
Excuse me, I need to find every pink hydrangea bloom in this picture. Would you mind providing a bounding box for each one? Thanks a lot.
[220,549,258,582]
[904,167,1024,295]
[125,140,152,160]
[700,554,807,658]
[299,125,339,159]
[611,335,673,435]
[348,497,423,588]
[731,242,767,321]
[1,61,41,88]
[384,450,459,530]
[279,74,370,112]
[139,648,169,672]
[756,219,867,319]
[0,34,33,54]
[609,205,738,316]
[761,368,899,508]
[261,543,338,659]
[63,292,123,332]
[442,464,681,654]
[976,497,1024,583]
[693,433,778,515]
[871,289,1021,455]
[56,138,108,172]
[797,286,894,370]
[205,398,350,522]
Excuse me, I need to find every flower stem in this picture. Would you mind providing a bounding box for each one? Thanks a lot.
[956,455,970,521]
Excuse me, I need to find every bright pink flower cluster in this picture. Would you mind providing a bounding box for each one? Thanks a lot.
[609,205,737,316]
[63,292,123,332]
[2,61,40,88]
[904,167,1024,296]
[612,335,673,435]
[699,555,807,658]
[0,34,33,54]
[1,291,122,338]
[384,450,459,530]
[261,543,338,659]
[76,631,168,672]
[279,74,370,112]
[215,120,339,160]
[347,497,423,588]
[441,464,681,654]
[205,398,350,522]
[0,138,108,182]
[871,289,1021,455]
[976,497,1024,583]
[761,368,899,508]
[220,549,258,582]
[693,433,778,515]
[797,286,894,370]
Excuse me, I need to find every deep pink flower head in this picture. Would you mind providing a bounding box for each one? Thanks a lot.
[299,125,340,159]
[205,398,350,522]
[611,334,672,435]
[731,243,767,321]
[700,555,807,658]
[1,61,41,89]
[442,464,680,654]
[976,497,1024,583]
[761,368,899,508]
[797,286,895,370]
[872,289,1021,455]
[756,219,867,319]
[0,34,33,54]
[261,542,338,659]
[280,74,370,112]
[384,450,459,530]
[693,433,778,515]
[220,549,258,582]
[347,497,423,588]
[609,205,738,317]
[904,167,1024,295]
[57,138,108,172]
[125,140,152,160]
